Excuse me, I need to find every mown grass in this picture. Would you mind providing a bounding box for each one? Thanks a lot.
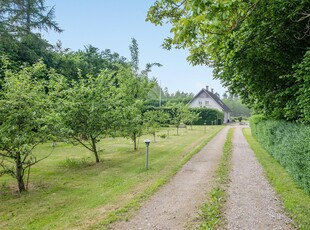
[243,128,310,230]
[0,126,223,229]
[198,127,234,229]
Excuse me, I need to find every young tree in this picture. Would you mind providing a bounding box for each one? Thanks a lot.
[120,38,159,150]
[118,67,154,151]
[183,110,200,130]
[0,61,60,192]
[143,110,169,142]
[171,103,189,135]
[61,70,123,163]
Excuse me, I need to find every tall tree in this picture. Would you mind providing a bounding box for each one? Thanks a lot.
[0,0,62,76]
[0,0,62,34]
[121,38,159,150]
[147,0,310,122]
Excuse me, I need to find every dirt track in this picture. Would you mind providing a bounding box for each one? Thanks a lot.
[110,125,292,230]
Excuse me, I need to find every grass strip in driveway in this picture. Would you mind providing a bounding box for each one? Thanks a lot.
[243,128,310,230]
[198,127,234,229]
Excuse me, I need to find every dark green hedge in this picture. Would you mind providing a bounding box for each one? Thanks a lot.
[190,108,224,125]
[250,115,310,194]
[143,106,224,125]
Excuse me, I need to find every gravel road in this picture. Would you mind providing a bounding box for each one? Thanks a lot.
[225,125,293,229]
[111,126,230,230]
[111,125,293,230]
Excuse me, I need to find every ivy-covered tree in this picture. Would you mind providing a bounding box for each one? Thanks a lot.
[0,61,61,192]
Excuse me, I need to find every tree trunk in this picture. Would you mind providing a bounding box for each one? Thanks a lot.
[133,132,137,151]
[91,137,100,163]
[153,132,156,143]
[16,151,26,192]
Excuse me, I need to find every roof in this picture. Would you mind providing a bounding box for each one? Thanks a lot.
[189,88,232,112]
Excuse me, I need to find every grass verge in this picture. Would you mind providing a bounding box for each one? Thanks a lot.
[243,128,310,230]
[0,126,223,229]
[198,127,234,229]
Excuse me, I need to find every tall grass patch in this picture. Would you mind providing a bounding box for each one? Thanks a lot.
[250,115,310,194]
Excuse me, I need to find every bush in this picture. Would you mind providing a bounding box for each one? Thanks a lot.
[250,115,310,194]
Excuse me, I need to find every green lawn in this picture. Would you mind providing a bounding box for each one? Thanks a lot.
[0,126,223,229]
[243,128,310,230]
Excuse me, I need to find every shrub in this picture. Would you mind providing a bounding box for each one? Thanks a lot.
[250,115,310,194]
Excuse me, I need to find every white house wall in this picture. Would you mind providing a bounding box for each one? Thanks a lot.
[189,91,222,111]
[189,91,231,123]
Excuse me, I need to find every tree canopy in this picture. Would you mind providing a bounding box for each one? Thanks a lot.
[0,61,61,191]
[147,0,310,123]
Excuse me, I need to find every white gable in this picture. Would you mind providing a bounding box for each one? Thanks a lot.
[189,91,223,111]
[188,89,231,123]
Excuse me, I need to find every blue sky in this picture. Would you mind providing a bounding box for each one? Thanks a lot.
[43,0,226,96]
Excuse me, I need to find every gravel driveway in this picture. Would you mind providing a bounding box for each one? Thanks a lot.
[225,125,293,229]
[111,126,230,230]
[111,125,293,230]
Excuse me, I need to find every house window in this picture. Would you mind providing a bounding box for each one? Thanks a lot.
[205,101,209,105]
[198,100,202,105]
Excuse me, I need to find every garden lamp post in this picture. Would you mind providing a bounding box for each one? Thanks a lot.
[204,122,206,133]
[144,139,151,170]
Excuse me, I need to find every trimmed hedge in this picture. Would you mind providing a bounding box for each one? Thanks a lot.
[250,115,310,194]
[190,108,224,125]
[144,106,224,125]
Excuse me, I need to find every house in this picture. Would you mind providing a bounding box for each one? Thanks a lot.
[188,86,231,123]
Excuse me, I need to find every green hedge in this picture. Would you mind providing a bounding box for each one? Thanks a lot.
[190,108,224,125]
[143,107,224,125]
[250,115,310,194]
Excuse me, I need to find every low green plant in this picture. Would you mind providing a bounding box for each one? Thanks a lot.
[158,134,167,139]
[198,128,234,229]
[60,157,93,169]
[243,128,310,230]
